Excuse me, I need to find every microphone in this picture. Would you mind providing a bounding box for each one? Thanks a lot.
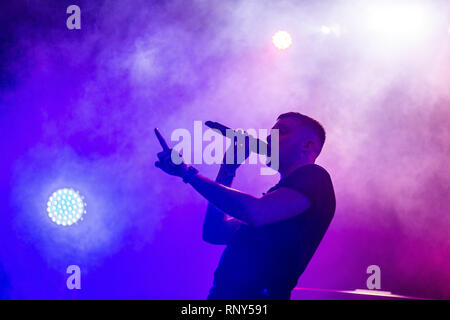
[205,121,270,156]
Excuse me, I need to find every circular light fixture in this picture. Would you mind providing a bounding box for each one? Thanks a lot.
[272,30,293,50]
[47,188,86,226]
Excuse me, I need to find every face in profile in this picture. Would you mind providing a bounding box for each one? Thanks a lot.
[267,117,318,169]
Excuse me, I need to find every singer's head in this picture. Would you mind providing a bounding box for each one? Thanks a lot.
[267,112,326,174]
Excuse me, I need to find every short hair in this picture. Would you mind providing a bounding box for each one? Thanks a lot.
[277,112,326,154]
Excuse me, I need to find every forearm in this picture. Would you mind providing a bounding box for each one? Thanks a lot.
[202,167,245,243]
[203,168,235,230]
[204,167,235,221]
[190,169,259,225]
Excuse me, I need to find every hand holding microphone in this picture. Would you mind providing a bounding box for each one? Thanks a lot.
[205,121,271,175]
[205,121,269,156]
[221,129,251,174]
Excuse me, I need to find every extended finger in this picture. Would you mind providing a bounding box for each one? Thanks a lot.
[157,150,172,160]
[154,128,170,151]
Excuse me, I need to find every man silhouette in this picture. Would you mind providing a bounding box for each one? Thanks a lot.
[155,112,336,300]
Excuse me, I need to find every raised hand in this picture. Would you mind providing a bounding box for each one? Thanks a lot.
[154,128,188,178]
[221,130,251,174]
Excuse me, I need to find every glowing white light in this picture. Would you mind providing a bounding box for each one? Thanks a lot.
[321,26,332,35]
[366,3,430,39]
[47,188,86,226]
[320,25,342,37]
[272,30,292,50]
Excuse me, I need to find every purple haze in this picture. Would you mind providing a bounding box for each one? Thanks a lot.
[0,0,449,299]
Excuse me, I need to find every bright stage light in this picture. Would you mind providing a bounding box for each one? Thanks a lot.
[321,26,332,35]
[47,188,86,226]
[366,3,430,39]
[272,30,292,50]
[320,25,342,37]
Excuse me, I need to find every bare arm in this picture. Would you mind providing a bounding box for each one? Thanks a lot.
[202,166,243,245]
[154,128,310,235]
[190,172,311,227]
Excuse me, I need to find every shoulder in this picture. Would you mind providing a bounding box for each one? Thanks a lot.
[279,164,334,202]
[288,164,331,181]
[283,164,336,216]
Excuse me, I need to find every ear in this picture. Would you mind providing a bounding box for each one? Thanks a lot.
[302,140,315,152]
[302,140,314,152]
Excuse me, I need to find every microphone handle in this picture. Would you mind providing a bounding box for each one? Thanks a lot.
[205,121,269,156]
[204,121,229,136]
